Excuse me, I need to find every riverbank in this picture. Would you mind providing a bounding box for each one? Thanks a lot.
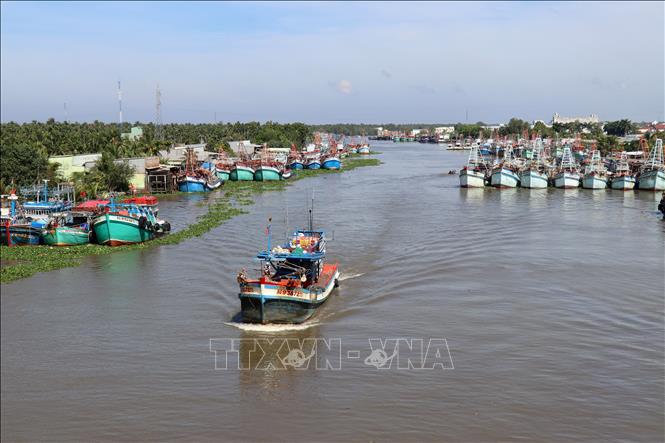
[0,156,380,283]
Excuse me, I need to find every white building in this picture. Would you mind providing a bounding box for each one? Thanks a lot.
[552,113,599,125]
[434,126,455,135]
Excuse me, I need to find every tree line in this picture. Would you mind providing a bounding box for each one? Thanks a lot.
[0,120,310,190]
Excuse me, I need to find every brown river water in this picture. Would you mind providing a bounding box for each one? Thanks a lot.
[2,142,664,442]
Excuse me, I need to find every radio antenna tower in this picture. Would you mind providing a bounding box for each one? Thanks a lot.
[117,80,123,135]
[155,83,163,141]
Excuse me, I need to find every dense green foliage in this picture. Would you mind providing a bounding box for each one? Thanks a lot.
[0,119,311,191]
[603,119,636,137]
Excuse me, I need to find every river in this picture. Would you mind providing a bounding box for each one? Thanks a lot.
[2,142,664,442]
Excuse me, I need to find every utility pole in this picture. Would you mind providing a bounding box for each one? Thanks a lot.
[117,80,123,136]
[155,83,163,141]
[63,102,68,123]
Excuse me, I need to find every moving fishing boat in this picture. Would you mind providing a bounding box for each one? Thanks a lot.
[92,202,169,246]
[609,152,636,190]
[490,145,520,188]
[518,138,549,189]
[459,144,488,188]
[637,139,665,191]
[237,214,339,324]
[554,146,581,189]
[582,150,608,189]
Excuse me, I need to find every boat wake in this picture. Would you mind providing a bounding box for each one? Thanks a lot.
[339,272,364,281]
[224,321,320,332]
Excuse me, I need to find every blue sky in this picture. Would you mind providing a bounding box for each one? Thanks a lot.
[1,1,663,123]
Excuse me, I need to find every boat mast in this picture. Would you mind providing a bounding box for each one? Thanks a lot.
[644,138,664,170]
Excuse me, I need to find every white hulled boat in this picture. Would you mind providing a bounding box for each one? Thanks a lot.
[459,144,488,188]
[490,145,520,188]
[582,150,608,189]
[637,139,665,191]
[609,151,636,190]
[554,146,580,189]
[519,138,549,189]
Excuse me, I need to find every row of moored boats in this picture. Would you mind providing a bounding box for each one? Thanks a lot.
[1,184,169,247]
[177,137,371,192]
[460,138,665,190]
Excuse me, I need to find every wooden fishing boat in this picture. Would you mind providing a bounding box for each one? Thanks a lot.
[92,203,169,246]
[459,144,488,188]
[582,150,608,189]
[254,145,283,181]
[519,138,549,189]
[609,152,636,190]
[42,226,89,246]
[554,146,580,188]
[1,192,42,245]
[177,147,222,191]
[238,212,339,324]
[305,154,321,170]
[637,139,665,191]
[490,145,520,188]
[254,164,281,181]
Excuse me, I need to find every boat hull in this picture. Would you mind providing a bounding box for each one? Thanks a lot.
[459,169,485,188]
[290,161,304,170]
[358,147,370,155]
[254,166,281,181]
[554,172,580,189]
[322,157,341,170]
[42,227,89,246]
[609,175,636,190]
[490,168,520,188]
[239,267,339,324]
[229,166,255,181]
[215,168,231,182]
[637,169,665,191]
[92,214,155,246]
[306,161,321,170]
[0,225,42,246]
[177,177,207,193]
[518,170,548,189]
[582,174,607,189]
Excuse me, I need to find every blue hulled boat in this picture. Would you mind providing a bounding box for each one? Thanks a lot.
[237,212,340,324]
[322,156,341,170]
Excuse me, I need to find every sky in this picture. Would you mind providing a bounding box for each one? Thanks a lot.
[1,1,664,124]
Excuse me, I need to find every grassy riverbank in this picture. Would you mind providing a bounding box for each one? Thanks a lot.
[0,156,380,283]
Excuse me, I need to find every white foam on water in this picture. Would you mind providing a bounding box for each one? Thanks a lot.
[224,321,320,332]
[339,272,364,281]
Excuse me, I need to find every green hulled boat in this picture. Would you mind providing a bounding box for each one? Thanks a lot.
[254,165,281,181]
[229,164,255,181]
[42,226,90,246]
[92,213,155,246]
